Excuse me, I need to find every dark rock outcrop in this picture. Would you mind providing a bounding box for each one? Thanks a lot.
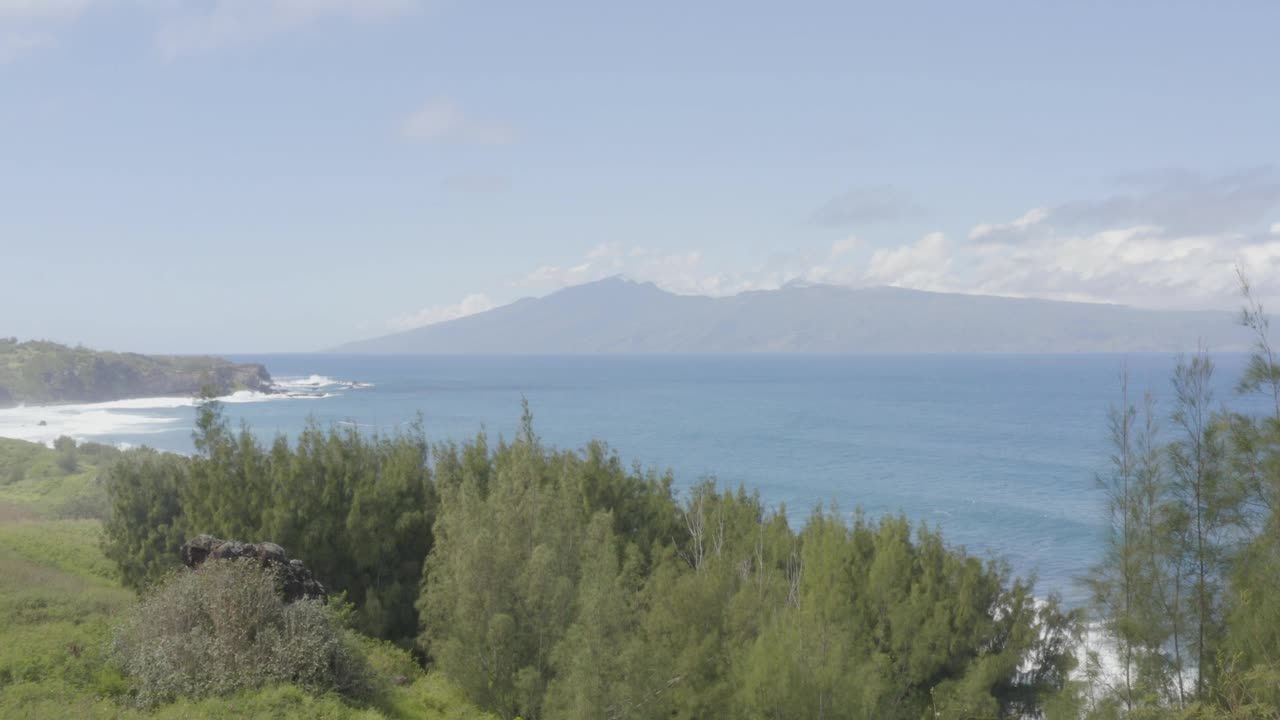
[180,534,327,603]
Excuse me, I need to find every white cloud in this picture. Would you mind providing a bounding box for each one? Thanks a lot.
[968,207,1048,242]
[0,29,49,61]
[830,236,861,257]
[400,99,516,145]
[0,0,424,59]
[0,0,93,62]
[864,232,952,290]
[1059,167,1280,235]
[405,169,1280,320]
[511,239,868,299]
[954,214,1280,309]
[586,242,621,259]
[390,293,496,330]
[155,0,421,54]
[0,0,94,21]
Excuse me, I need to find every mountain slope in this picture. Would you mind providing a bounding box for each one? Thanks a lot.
[333,277,1248,353]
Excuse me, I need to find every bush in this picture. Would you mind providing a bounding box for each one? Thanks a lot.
[110,558,370,707]
[53,436,77,473]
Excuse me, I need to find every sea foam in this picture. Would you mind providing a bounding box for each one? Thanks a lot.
[0,374,357,447]
[0,402,184,446]
[274,375,373,391]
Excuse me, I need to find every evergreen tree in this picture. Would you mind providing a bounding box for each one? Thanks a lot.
[1167,349,1237,697]
[101,448,188,590]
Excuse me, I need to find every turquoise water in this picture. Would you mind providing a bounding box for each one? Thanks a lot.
[7,353,1263,605]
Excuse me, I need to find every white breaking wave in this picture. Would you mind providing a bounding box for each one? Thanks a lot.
[222,390,333,403]
[273,375,373,391]
[0,403,184,446]
[89,397,200,410]
[0,373,361,447]
[275,374,339,389]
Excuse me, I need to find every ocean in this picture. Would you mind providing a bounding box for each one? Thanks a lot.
[0,352,1263,606]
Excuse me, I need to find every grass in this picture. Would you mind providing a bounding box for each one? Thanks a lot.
[0,436,115,518]
[0,437,495,719]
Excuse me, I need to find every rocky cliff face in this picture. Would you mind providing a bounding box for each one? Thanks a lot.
[0,339,275,407]
[180,534,327,603]
[129,362,275,399]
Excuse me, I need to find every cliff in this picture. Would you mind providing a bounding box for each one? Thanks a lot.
[0,338,273,407]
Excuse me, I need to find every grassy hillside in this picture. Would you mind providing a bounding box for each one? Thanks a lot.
[0,437,494,719]
[0,339,274,407]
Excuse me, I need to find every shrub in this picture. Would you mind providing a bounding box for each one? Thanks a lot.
[110,558,370,707]
[51,482,110,520]
[53,436,77,473]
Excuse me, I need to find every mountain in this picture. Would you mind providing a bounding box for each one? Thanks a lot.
[332,277,1249,354]
[0,339,274,407]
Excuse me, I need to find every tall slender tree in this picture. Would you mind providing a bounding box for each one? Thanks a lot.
[1167,348,1235,697]
[1087,367,1142,711]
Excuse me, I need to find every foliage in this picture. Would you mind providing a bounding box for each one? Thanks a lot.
[80,274,1280,718]
[0,436,117,518]
[419,411,1080,719]
[1081,273,1280,717]
[0,439,495,718]
[103,399,437,645]
[101,447,188,590]
[98,398,1078,718]
[0,337,270,405]
[110,558,370,707]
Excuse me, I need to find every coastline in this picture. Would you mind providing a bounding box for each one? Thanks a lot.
[0,375,362,448]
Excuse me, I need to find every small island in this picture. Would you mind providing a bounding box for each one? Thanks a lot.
[0,338,273,408]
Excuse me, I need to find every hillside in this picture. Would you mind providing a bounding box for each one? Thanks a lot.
[334,277,1248,353]
[0,339,273,408]
[0,436,495,719]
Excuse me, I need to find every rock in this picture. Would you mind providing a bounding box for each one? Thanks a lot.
[179,534,327,603]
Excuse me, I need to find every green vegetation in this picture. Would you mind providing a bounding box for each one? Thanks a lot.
[1079,276,1280,719]
[99,401,1081,718]
[0,436,495,719]
[0,434,119,518]
[103,411,435,644]
[0,338,273,406]
[112,559,371,706]
[7,275,1280,718]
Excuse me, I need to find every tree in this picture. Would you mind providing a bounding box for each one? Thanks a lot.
[101,448,188,590]
[1168,348,1237,697]
[1087,368,1144,711]
[53,434,78,473]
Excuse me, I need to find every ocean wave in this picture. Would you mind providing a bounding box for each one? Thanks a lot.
[274,374,339,389]
[76,396,198,410]
[0,377,351,446]
[0,404,183,446]
[273,375,373,391]
[218,390,333,404]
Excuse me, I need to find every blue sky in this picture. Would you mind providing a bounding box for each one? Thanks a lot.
[2,0,1279,352]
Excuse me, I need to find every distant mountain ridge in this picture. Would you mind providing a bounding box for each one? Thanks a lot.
[333,277,1249,354]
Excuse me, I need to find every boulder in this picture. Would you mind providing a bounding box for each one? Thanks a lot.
[179,534,327,603]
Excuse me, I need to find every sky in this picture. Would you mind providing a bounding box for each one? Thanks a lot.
[2,0,1279,353]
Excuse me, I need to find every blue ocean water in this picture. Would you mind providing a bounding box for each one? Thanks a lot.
[5,353,1264,606]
